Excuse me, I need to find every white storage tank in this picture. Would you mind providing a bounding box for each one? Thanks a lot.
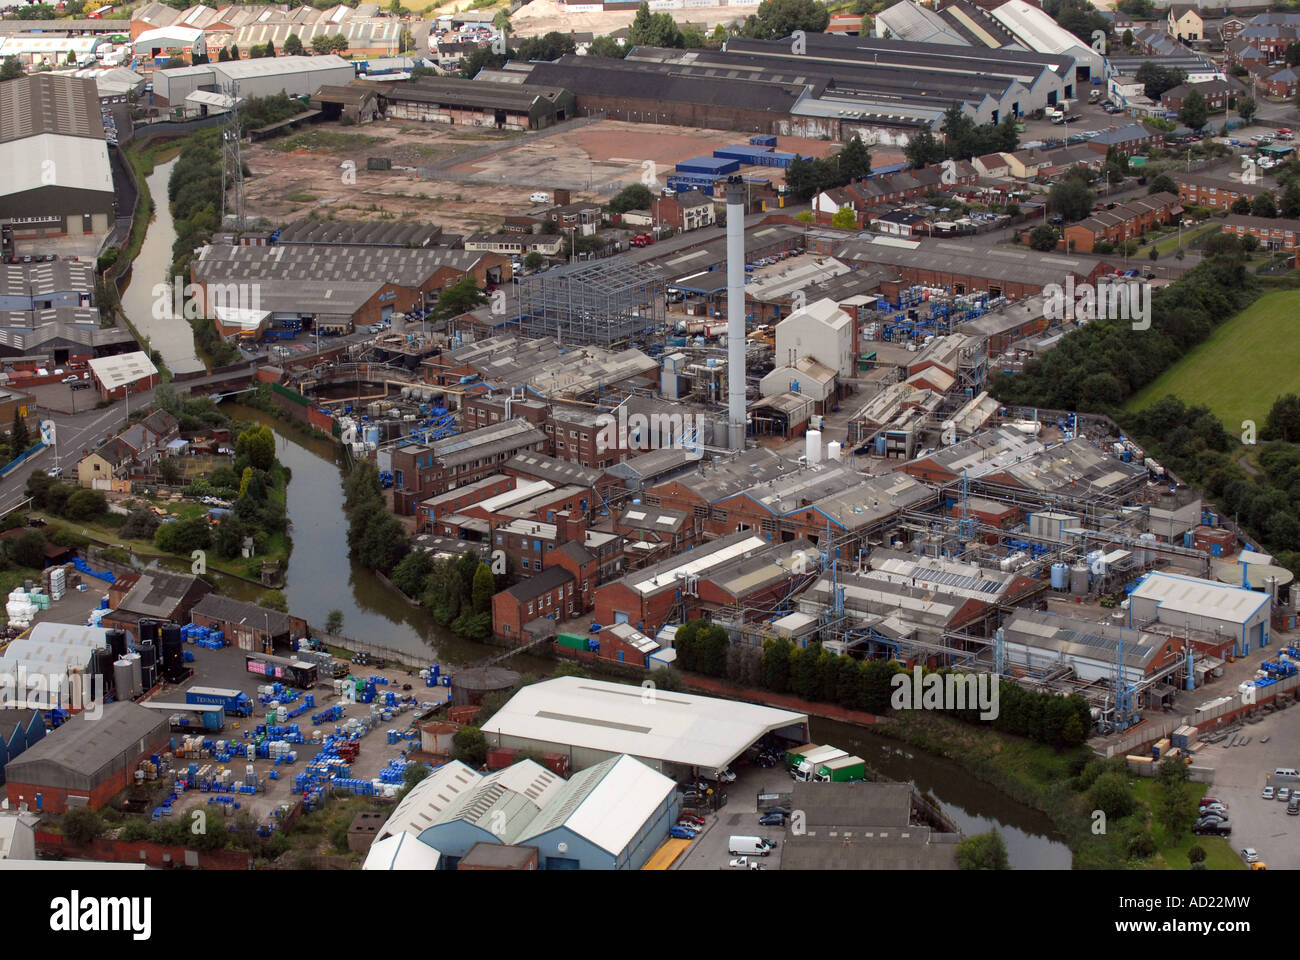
[806,429,823,464]
[827,441,841,462]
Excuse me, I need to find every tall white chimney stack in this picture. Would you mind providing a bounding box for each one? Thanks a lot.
[726,176,746,450]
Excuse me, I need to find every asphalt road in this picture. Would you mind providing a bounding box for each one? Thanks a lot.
[0,390,156,517]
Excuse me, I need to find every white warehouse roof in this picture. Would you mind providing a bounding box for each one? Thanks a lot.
[1129,572,1269,626]
[362,831,442,870]
[993,0,1101,69]
[0,135,112,200]
[88,351,158,390]
[516,754,676,856]
[480,676,808,771]
[133,26,205,48]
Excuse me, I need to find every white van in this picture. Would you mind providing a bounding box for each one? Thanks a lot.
[728,836,776,856]
[1273,767,1300,780]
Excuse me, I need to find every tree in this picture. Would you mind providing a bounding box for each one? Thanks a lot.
[9,530,45,569]
[831,205,857,229]
[1028,224,1059,251]
[471,562,495,614]
[9,410,29,457]
[1188,845,1207,866]
[1089,772,1136,819]
[0,56,23,81]
[1230,194,1252,215]
[1148,172,1177,195]
[1264,394,1300,442]
[155,517,211,555]
[120,506,162,540]
[629,1,684,47]
[431,275,487,320]
[230,43,241,60]
[523,251,543,270]
[747,0,829,38]
[325,609,344,634]
[904,129,946,169]
[836,135,872,180]
[62,807,103,846]
[609,182,653,214]
[218,47,231,62]
[493,9,510,31]
[1155,757,1196,839]
[1048,179,1095,222]
[1135,61,1185,101]
[1178,89,1209,133]
[1238,95,1257,125]
[390,549,434,598]
[452,725,487,766]
[956,830,1009,870]
[264,39,276,58]
[64,489,107,522]
[588,35,626,58]
[515,31,576,61]
[235,424,275,471]
[1251,191,1278,218]
[311,34,333,54]
[283,33,304,55]
[259,591,288,612]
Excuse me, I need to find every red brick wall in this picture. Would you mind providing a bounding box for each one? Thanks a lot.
[36,831,252,869]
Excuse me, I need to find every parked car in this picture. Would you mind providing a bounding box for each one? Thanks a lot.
[1241,847,1260,863]
[61,374,80,384]
[46,467,62,478]
[1193,819,1231,835]
[1262,786,1275,800]
[758,811,786,826]
[1288,798,1299,815]
[1278,787,1291,801]
[728,857,760,869]
[678,813,705,826]
[1198,803,1228,817]
[669,825,697,840]
[718,769,737,783]
[71,381,92,391]
[529,192,550,204]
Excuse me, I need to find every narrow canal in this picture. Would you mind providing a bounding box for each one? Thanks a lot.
[117,158,205,375]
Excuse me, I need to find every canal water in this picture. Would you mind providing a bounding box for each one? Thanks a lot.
[118,158,205,375]
[809,717,1073,869]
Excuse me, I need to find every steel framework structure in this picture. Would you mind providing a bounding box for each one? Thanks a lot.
[517,259,666,347]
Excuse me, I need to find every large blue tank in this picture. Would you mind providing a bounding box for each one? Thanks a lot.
[1050,562,1069,591]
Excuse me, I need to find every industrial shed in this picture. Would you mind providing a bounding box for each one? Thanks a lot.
[0,75,115,237]
[479,675,808,776]
[1127,572,1273,656]
[375,754,678,870]
[371,77,574,131]
[5,702,169,813]
[154,55,354,104]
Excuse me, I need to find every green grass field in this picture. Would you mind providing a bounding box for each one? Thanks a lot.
[1127,290,1300,430]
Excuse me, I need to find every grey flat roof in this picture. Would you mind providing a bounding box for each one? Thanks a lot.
[0,74,104,143]
[6,702,166,782]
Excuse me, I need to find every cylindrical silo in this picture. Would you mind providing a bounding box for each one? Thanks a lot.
[1139,533,1157,566]
[827,441,841,462]
[113,659,133,700]
[1051,562,1069,591]
[806,429,823,464]
[126,652,142,696]
[1070,562,1090,595]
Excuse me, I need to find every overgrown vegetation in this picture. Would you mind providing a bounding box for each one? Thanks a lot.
[673,619,1091,747]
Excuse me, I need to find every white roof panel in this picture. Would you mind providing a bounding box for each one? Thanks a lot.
[481,676,807,771]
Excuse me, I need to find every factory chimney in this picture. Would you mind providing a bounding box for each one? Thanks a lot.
[726,176,746,450]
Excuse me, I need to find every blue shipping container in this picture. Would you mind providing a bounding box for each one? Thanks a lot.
[676,156,740,175]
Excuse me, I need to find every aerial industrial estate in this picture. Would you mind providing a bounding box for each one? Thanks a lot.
[0,0,1297,886]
